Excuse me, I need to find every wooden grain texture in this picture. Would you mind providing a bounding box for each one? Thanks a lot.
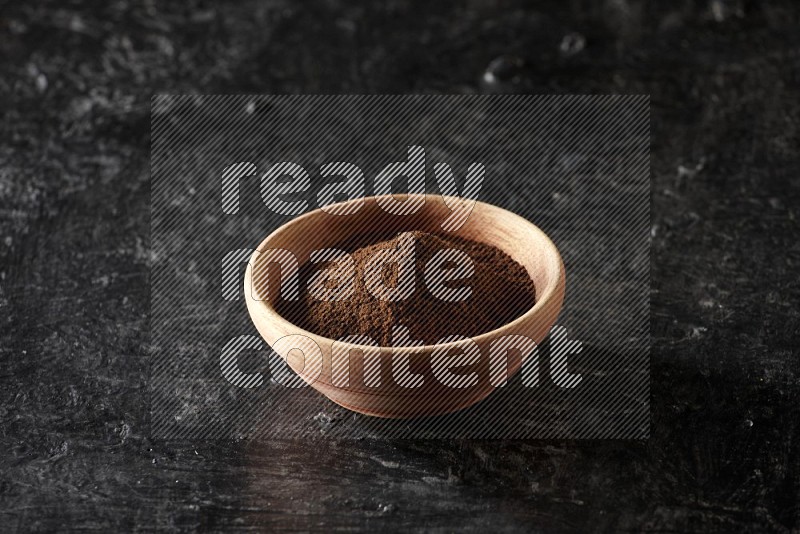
[1,0,799,532]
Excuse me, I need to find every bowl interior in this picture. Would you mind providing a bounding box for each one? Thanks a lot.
[249,194,563,348]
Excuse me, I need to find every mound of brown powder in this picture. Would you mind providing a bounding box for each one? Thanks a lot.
[276,231,536,346]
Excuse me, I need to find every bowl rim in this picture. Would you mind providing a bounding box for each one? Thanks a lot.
[245,193,565,353]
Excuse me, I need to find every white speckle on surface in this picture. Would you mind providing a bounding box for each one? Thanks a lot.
[690,326,708,338]
[699,298,716,309]
[35,73,48,93]
[370,457,400,469]
[559,32,586,56]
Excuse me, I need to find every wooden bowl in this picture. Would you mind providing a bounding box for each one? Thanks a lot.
[244,194,565,418]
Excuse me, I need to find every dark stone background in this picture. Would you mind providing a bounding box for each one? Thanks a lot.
[1,0,798,531]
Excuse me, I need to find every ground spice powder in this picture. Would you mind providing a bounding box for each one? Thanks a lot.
[277,231,536,346]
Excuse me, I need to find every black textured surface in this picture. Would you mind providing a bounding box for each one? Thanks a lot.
[1,0,799,531]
